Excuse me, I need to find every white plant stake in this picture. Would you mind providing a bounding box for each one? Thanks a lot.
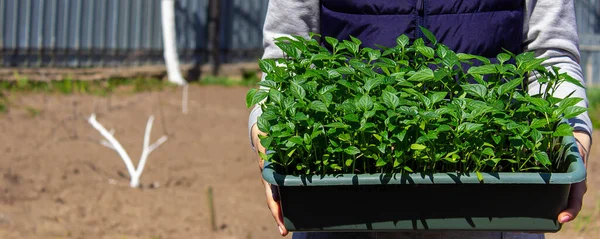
[182,84,189,114]
[88,114,168,188]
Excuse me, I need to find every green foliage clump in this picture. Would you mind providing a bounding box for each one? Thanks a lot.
[247,28,586,176]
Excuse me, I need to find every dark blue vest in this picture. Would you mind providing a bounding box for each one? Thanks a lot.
[321,0,524,57]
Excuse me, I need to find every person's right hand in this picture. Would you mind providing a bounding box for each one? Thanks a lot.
[252,124,289,237]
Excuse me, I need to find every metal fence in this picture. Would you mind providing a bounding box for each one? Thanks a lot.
[0,0,268,67]
[576,0,600,86]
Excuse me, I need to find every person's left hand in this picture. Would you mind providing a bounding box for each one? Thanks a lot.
[558,131,591,224]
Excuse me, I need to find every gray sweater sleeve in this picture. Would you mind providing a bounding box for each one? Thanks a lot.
[248,0,320,151]
[523,0,593,137]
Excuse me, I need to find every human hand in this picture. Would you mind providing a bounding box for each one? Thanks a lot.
[252,124,289,236]
[558,131,590,224]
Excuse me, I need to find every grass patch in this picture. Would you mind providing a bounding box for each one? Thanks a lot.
[25,106,41,118]
[197,69,260,87]
[0,73,258,114]
[587,88,600,129]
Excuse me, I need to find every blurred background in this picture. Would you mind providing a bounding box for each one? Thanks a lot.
[0,0,599,239]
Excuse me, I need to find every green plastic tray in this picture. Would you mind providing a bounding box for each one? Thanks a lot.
[262,136,586,232]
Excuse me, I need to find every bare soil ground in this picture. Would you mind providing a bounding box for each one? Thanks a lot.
[0,85,598,239]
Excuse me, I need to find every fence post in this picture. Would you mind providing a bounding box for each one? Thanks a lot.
[208,0,221,76]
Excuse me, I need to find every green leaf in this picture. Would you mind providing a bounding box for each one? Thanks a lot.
[275,42,299,58]
[288,136,304,145]
[290,82,306,100]
[436,124,452,132]
[506,122,530,134]
[367,49,381,61]
[329,164,342,171]
[319,85,336,94]
[559,97,584,108]
[413,38,425,47]
[310,101,329,113]
[325,36,339,48]
[258,80,278,89]
[257,117,270,132]
[419,26,438,45]
[561,74,585,88]
[319,92,333,106]
[497,53,511,64]
[457,122,483,133]
[530,128,543,142]
[461,84,487,99]
[553,123,574,137]
[349,36,362,46]
[396,34,410,48]
[403,166,414,173]
[476,172,484,182]
[363,78,383,93]
[498,77,523,95]
[294,112,308,121]
[303,133,312,145]
[258,151,268,160]
[482,148,495,157]
[258,59,275,73]
[407,69,434,82]
[520,57,546,72]
[457,53,491,64]
[428,92,447,105]
[534,151,552,166]
[343,40,359,54]
[492,135,502,144]
[246,89,257,108]
[382,91,400,109]
[336,66,356,75]
[303,81,318,94]
[436,45,448,58]
[345,159,354,167]
[269,89,283,104]
[376,158,388,167]
[442,51,459,67]
[364,110,376,119]
[260,136,273,149]
[325,122,348,128]
[327,69,342,79]
[252,90,269,106]
[338,134,352,142]
[344,114,360,122]
[344,146,361,155]
[411,144,427,151]
[356,94,374,112]
[468,65,498,75]
[563,106,587,119]
[417,46,435,59]
[530,118,547,129]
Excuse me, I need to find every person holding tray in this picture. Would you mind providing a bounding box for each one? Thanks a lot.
[249,1,592,238]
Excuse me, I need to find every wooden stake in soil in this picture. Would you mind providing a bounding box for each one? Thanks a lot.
[207,186,217,231]
[182,84,188,114]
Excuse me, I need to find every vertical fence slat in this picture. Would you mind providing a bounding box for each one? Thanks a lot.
[87,0,93,51]
[23,0,31,49]
[0,0,4,48]
[50,0,57,49]
[38,0,44,49]
[111,0,118,51]
[99,0,106,50]
[12,0,18,49]
[146,0,153,50]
